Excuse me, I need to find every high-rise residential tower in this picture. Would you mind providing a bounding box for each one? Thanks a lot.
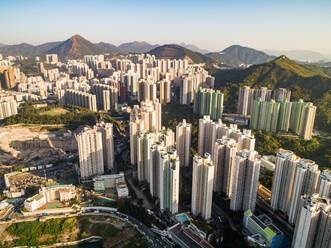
[176,119,192,167]
[318,170,331,198]
[288,159,320,224]
[193,87,224,121]
[158,80,171,104]
[271,149,300,213]
[75,126,104,179]
[198,116,223,157]
[237,86,252,116]
[159,147,180,214]
[97,122,115,171]
[129,100,162,165]
[213,137,237,196]
[191,153,214,220]
[292,194,331,248]
[230,150,261,212]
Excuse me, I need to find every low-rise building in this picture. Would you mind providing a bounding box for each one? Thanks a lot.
[93,173,129,198]
[24,184,76,212]
[243,209,287,248]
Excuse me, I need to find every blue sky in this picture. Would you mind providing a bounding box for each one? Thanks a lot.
[1,0,330,53]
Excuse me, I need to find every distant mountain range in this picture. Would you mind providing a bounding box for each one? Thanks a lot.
[264,49,331,63]
[149,44,214,64]
[1,34,330,68]
[178,42,210,54]
[118,41,159,54]
[0,35,161,59]
[206,45,276,67]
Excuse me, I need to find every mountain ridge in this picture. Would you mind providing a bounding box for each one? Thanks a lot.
[149,44,214,64]
[207,45,276,67]
[0,35,161,58]
[118,41,159,54]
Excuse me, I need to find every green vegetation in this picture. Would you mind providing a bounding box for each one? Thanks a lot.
[3,103,98,130]
[91,223,120,237]
[122,233,150,248]
[5,217,77,246]
[39,107,69,116]
[254,130,331,169]
[191,219,212,233]
[14,59,40,76]
[162,102,199,154]
[259,167,274,190]
[149,44,214,64]
[2,102,124,133]
[212,56,331,134]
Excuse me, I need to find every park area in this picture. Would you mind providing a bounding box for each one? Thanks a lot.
[0,216,149,248]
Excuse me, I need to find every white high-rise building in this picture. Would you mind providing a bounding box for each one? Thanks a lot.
[159,147,180,214]
[97,122,115,171]
[292,194,331,248]
[75,126,104,179]
[137,128,174,183]
[288,159,320,224]
[129,120,144,165]
[138,80,157,102]
[136,132,159,182]
[271,149,300,213]
[191,153,214,220]
[318,170,331,198]
[176,119,192,167]
[45,54,58,64]
[150,141,166,197]
[198,116,223,157]
[237,86,252,116]
[158,80,171,104]
[213,137,237,196]
[230,150,261,212]
[0,98,17,120]
[129,100,162,165]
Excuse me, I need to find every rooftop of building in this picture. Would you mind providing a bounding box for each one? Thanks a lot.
[169,223,214,248]
[245,210,282,237]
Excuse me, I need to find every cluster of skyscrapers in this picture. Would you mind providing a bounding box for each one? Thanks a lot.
[191,116,261,220]
[175,67,215,105]
[292,194,331,248]
[271,149,330,221]
[193,87,224,120]
[129,100,192,214]
[250,97,316,139]
[59,89,97,111]
[237,86,291,116]
[75,122,114,180]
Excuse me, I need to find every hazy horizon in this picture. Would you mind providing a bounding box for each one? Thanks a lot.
[1,0,331,54]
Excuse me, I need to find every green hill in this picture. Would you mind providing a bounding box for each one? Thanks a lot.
[206,45,275,67]
[212,55,331,133]
[149,44,215,64]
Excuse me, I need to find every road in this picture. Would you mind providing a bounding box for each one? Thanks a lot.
[212,203,238,232]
